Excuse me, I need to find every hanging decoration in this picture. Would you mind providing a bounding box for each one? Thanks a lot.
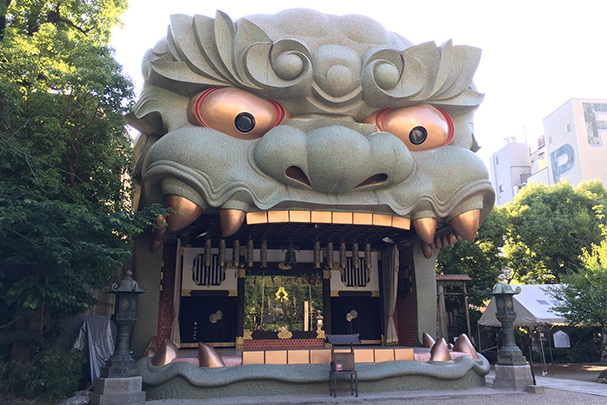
[204,238,212,267]
[352,242,359,269]
[219,239,226,268]
[260,239,268,268]
[326,242,334,269]
[233,239,240,268]
[247,239,254,267]
[314,241,321,268]
[278,241,298,270]
[339,242,347,269]
[365,243,372,270]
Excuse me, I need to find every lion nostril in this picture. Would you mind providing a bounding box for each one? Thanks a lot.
[356,174,388,188]
[286,166,311,187]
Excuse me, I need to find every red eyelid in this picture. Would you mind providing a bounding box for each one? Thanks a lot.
[435,107,455,146]
[268,99,287,128]
[375,108,392,131]
[193,87,220,128]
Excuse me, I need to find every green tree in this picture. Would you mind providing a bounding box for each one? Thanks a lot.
[0,0,163,370]
[437,209,508,308]
[548,241,607,361]
[502,180,607,283]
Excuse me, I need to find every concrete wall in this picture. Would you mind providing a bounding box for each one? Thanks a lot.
[132,234,163,357]
[411,242,437,343]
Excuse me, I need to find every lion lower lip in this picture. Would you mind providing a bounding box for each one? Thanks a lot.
[246,210,411,229]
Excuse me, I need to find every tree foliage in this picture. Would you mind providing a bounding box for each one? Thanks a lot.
[1,0,132,212]
[502,180,607,283]
[437,209,508,308]
[0,0,162,362]
[548,240,607,361]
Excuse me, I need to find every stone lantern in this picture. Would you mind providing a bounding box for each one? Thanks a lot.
[90,270,148,405]
[487,274,533,390]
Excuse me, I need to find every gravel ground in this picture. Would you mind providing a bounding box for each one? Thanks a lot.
[368,389,606,405]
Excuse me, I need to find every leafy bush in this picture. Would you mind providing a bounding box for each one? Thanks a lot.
[0,349,83,402]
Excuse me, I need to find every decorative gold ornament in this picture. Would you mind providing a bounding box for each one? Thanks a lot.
[235,336,245,348]
[275,286,289,301]
[278,327,293,339]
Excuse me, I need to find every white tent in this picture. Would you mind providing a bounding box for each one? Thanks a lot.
[478,284,567,327]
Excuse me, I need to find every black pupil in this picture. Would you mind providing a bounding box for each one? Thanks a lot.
[409,126,427,145]
[235,112,255,133]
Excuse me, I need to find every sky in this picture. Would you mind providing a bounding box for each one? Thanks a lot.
[110,0,607,164]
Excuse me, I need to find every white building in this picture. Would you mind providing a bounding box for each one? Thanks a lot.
[488,138,531,206]
[489,98,607,205]
[540,99,607,186]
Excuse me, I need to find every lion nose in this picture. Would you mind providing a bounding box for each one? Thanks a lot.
[253,124,413,194]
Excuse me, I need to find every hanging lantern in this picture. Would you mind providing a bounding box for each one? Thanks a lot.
[219,239,226,267]
[352,242,359,269]
[204,238,212,267]
[261,240,268,268]
[233,240,240,268]
[365,243,372,270]
[247,239,254,267]
[326,242,334,269]
[339,242,347,269]
[314,241,321,269]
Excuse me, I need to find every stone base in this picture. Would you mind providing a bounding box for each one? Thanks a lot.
[89,376,146,405]
[525,385,545,394]
[493,364,533,390]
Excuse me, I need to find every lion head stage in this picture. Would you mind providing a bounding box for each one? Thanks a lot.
[128,8,495,257]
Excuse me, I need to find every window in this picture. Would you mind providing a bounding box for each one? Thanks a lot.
[566,123,572,133]
[498,184,504,193]
[495,156,499,165]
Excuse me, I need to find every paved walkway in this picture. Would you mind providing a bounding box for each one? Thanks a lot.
[145,372,607,404]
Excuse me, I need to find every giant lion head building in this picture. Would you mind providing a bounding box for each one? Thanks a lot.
[127,9,494,398]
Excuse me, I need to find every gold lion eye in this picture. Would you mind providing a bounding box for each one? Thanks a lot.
[363,104,454,151]
[187,88,290,139]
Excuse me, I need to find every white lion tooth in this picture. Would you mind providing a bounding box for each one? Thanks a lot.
[421,242,433,259]
[220,209,246,237]
[413,217,437,244]
[449,209,480,242]
[448,233,459,246]
[453,334,480,359]
[149,214,167,252]
[165,195,203,232]
[429,338,452,362]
